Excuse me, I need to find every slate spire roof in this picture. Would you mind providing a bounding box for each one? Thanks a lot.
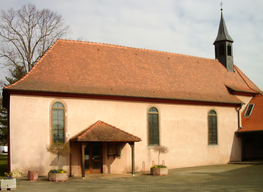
[4,39,262,105]
[214,9,234,44]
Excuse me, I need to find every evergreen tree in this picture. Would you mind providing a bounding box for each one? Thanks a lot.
[0,66,27,145]
[5,66,27,85]
[0,98,8,145]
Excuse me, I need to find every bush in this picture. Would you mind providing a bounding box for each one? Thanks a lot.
[151,165,167,168]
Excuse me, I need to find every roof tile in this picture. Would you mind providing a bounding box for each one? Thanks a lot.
[71,120,141,142]
[5,39,262,104]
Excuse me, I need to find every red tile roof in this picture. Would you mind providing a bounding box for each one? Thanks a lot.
[70,120,141,142]
[4,39,262,104]
[237,94,263,133]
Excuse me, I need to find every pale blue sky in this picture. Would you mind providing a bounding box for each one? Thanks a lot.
[1,0,262,89]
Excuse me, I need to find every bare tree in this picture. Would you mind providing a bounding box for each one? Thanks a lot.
[47,142,71,170]
[153,145,168,165]
[0,4,70,73]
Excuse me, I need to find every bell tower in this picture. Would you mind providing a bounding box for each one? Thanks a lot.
[214,9,234,72]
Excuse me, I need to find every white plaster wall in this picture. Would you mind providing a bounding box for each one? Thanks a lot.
[10,95,62,175]
[9,94,242,175]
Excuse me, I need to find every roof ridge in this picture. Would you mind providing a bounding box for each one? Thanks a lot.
[77,120,100,139]
[234,65,262,93]
[60,39,215,61]
[77,120,141,140]
[4,39,61,89]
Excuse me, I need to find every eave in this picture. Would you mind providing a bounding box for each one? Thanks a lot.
[3,88,242,108]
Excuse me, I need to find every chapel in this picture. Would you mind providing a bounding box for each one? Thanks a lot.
[3,10,262,176]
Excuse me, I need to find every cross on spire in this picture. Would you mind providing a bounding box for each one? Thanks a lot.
[220,2,223,11]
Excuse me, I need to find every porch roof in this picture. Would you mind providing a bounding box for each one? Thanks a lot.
[70,120,141,142]
[237,94,263,133]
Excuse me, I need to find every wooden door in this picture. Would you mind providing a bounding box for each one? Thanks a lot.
[84,144,102,174]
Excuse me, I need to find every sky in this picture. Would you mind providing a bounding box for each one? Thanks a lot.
[0,0,262,90]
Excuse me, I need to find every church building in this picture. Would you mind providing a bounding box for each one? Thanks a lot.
[3,10,262,176]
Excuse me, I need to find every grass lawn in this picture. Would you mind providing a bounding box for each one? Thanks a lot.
[0,154,8,178]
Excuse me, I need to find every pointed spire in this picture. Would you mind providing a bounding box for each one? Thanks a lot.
[213,8,234,72]
[213,9,233,44]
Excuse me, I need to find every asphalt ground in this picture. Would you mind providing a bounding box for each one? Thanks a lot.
[15,164,263,192]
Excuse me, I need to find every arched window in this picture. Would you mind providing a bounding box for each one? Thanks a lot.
[52,102,65,143]
[148,107,159,146]
[208,110,217,145]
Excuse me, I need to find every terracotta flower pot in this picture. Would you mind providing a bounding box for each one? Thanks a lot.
[28,170,38,181]
[48,172,68,182]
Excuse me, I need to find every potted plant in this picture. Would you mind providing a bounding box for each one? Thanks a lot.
[150,145,169,176]
[46,142,71,182]
[0,172,16,190]
[48,169,68,182]
[27,170,38,181]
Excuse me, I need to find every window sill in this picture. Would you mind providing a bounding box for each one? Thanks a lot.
[147,145,159,148]
[207,144,219,147]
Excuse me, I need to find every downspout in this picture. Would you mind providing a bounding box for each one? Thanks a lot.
[237,103,244,130]
[236,103,244,161]
[7,100,11,172]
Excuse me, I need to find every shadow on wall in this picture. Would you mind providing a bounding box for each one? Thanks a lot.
[229,134,242,162]
[21,144,70,176]
[124,165,140,174]
[70,142,81,176]
[105,142,126,173]
[49,155,69,170]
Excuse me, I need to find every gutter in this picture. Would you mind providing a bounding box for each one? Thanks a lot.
[3,88,242,108]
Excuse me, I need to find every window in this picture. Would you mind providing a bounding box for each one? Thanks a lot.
[52,102,65,143]
[148,107,159,146]
[219,45,224,56]
[227,45,232,56]
[244,104,254,117]
[208,110,217,145]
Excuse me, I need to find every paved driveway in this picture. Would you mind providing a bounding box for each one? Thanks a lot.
[16,164,263,191]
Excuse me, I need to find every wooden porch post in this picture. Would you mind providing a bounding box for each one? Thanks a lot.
[129,142,135,176]
[81,143,85,179]
[69,141,72,177]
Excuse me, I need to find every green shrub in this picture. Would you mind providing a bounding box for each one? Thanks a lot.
[151,165,167,168]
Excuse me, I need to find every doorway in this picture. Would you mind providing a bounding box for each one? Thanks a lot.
[84,144,102,174]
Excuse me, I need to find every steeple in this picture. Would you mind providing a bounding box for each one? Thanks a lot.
[214,9,234,72]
